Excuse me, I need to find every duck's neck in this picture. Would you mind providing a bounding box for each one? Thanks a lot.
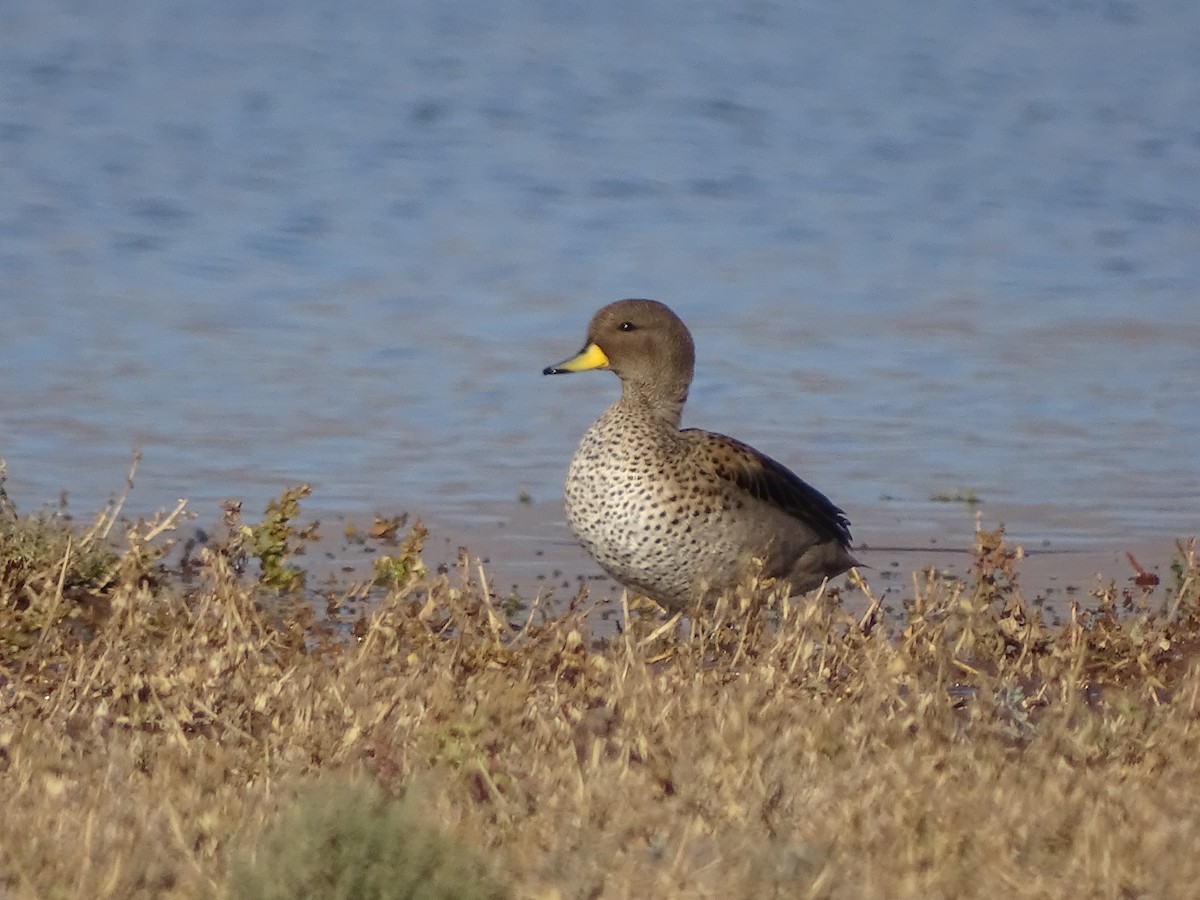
[619,381,688,431]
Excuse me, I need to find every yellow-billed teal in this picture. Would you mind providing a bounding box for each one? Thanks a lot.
[544,298,857,610]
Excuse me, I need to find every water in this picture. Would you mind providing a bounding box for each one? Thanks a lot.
[1,0,1198,546]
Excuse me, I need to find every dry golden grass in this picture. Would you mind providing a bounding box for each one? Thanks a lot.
[2,479,1200,899]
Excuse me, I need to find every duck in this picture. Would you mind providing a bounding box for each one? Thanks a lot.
[543,298,857,610]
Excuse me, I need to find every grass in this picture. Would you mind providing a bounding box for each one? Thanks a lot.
[2,470,1200,899]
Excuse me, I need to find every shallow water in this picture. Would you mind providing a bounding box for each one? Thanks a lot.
[2,1,1198,546]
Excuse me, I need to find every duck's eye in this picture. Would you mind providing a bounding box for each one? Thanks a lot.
[618,321,637,332]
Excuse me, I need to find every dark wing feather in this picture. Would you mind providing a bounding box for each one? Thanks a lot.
[689,430,853,547]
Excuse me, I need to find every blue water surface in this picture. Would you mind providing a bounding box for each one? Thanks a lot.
[1,0,1197,542]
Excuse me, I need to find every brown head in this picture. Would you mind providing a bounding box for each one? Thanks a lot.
[544,299,696,425]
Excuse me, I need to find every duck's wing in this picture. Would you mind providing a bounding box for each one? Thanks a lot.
[687,430,853,547]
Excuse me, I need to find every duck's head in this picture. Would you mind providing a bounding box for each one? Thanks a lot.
[544,299,696,417]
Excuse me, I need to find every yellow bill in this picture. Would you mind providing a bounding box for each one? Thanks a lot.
[543,342,610,375]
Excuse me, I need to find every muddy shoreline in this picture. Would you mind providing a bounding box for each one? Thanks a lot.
[276,497,1190,628]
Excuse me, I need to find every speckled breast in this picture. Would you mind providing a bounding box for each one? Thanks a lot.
[563,412,715,607]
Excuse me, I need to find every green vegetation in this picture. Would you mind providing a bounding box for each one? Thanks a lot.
[2,467,1200,899]
[930,487,981,505]
[224,484,315,591]
[371,518,429,591]
[231,778,510,900]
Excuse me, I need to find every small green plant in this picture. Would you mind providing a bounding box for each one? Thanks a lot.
[0,458,176,648]
[0,508,118,601]
[230,777,510,900]
[930,488,981,505]
[228,485,313,591]
[372,519,428,591]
